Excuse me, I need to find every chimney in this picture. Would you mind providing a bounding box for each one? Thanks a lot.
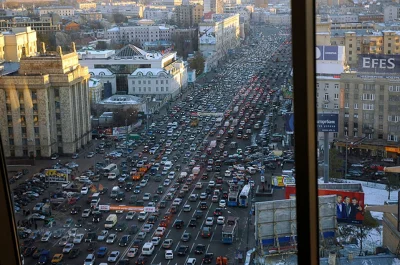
[71,42,76,53]
[328,251,336,265]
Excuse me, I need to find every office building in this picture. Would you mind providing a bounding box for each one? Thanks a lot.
[143,8,172,22]
[174,4,204,28]
[37,6,75,17]
[203,0,223,14]
[0,17,61,34]
[198,14,240,71]
[104,25,175,45]
[0,43,91,158]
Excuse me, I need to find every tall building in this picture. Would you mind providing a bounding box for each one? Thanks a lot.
[0,43,91,158]
[203,0,223,14]
[174,4,204,27]
[254,0,268,8]
[0,27,37,62]
[198,14,240,71]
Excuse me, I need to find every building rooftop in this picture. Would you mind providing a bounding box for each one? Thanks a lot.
[115,44,148,58]
[0,62,20,76]
[99,95,144,105]
[131,68,167,76]
[89,68,114,76]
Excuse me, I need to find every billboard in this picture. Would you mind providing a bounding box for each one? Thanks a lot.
[199,26,216,45]
[317,113,338,132]
[358,54,400,74]
[285,183,365,224]
[284,112,294,134]
[316,46,339,61]
[44,169,69,183]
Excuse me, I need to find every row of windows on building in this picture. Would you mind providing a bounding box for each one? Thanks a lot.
[132,79,168,85]
[132,87,169,92]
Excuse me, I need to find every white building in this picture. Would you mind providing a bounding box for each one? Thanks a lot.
[89,69,117,95]
[96,3,144,18]
[316,45,346,146]
[98,95,146,113]
[89,78,103,108]
[104,25,175,45]
[144,8,173,22]
[37,6,75,17]
[127,61,187,101]
[198,14,240,72]
[265,13,291,25]
[383,5,400,22]
[77,49,115,60]
[330,13,358,23]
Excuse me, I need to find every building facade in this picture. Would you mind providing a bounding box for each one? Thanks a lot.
[89,68,117,96]
[0,17,61,34]
[143,8,171,22]
[255,0,268,8]
[104,25,175,45]
[38,6,75,17]
[198,14,240,71]
[89,78,103,108]
[1,27,37,62]
[174,4,204,28]
[0,44,91,158]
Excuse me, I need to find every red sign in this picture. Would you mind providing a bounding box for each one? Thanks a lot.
[285,185,365,224]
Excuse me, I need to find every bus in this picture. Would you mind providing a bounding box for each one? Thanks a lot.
[103,163,119,177]
[239,184,251,207]
[227,191,239,207]
[222,219,238,244]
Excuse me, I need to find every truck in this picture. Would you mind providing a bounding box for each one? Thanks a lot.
[192,166,200,176]
[232,119,238,127]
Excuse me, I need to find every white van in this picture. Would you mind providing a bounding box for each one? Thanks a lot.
[108,173,117,180]
[137,211,149,222]
[110,186,120,198]
[142,242,155,255]
[104,214,118,229]
[90,193,100,208]
[246,167,257,174]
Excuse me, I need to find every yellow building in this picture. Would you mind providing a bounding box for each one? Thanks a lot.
[78,2,97,10]
[2,27,37,62]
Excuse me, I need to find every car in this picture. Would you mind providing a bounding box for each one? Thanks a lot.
[97,230,108,241]
[183,204,192,212]
[219,200,227,207]
[189,194,198,202]
[126,211,136,220]
[200,202,208,209]
[63,243,74,254]
[200,193,207,200]
[195,182,203,189]
[212,195,219,202]
[97,246,108,258]
[142,223,153,232]
[58,236,69,246]
[217,216,225,225]
[205,217,214,226]
[72,153,79,159]
[172,198,182,206]
[51,254,63,264]
[81,186,89,194]
[165,249,174,260]
[127,247,139,258]
[106,234,117,244]
[177,245,189,256]
[151,236,161,246]
[201,226,212,238]
[82,208,91,218]
[168,171,175,179]
[140,179,148,187]
[119,235,131,247]
[203,253,214,263]
[143,193,151,201]
[108,251,120,263]
[162,238,173,249]
[87,241,97,252]
[137,231,147,240]
[51,153,59,160]
[115,223,127,232]
[163,179,171,186]
[174,219,184,229]
[73,234,84,244]
[181,232,191,242]
[194,244,206,254]
[84,253,95,265]
[41,231,52,242]
[214,208,223,216]
[194,210,203,219]
[135,255,148,265]
[154,226,166,237]
[68,248,80,259]
[186,257,197,265]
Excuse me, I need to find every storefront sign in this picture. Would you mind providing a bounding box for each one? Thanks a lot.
[316,46,339,61]
[386,146,400,153]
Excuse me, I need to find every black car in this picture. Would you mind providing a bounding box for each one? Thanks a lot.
[92,211,103,223]
[118,259,131,265]
[213,208,222,216]
[70,206,81,215]
[115,223,127,232]
[128,225,139,235]
[203,253,214,264]
[177,245,189,256]
[194,210,203,219]
[200,202,208,210]
[147,215,158,224]
[174,220,184,229]
[194,244,206,254]
[85,223,96,232]
[125,182,133,191]
[68,248,80,259]
[135,255,148,265]
[119,235,131,247]
[189,218,197,227]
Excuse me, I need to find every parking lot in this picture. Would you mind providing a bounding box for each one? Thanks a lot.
[11,24,294,265]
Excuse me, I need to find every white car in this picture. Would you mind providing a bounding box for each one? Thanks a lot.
[63,243,74,253]
[163,179,171,186]
[97,230,108,241]
[127,248,138,258]
[108,251,120,262]
[168,171,175,179]
[106,234,117,244]
[140,179,148,187]
[87,152,95,158]
[68,228,78,237]
[82,209,91,218]
[183,205,191,212]
[172,198,182,206]
[154,227,166,237]
[81,186,89,194]
[142,224,153,232]
[165,249,174,260]
[205,217,214,226]
[219,200,226,208]
[151,236,161,246]
[217,216,225,225]
[143,193,151,201]
[73,234,84,244]
[126,211,135,220]
[195,183,203,189]
[41,231,52,242]
[209,181,216,187]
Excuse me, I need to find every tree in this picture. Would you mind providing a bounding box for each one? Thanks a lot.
[96,41,109,50]
[189,52,205,76]
[385,173,400,199]
[113,108,138,127]
[112,13,128,24]
[329,148,344,180]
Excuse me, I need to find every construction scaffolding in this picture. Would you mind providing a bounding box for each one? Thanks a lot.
[255,195,337,257]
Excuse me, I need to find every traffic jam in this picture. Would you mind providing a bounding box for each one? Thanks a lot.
[13,25,293,265]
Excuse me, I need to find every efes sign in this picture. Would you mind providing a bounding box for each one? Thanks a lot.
[358,54,400,73]
[316,46,339,61]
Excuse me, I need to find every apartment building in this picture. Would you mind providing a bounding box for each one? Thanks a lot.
[174,4,204,27]
[338,54,400,158]
[383,4,400,22]
[329,13,358,23]
[37,6,75,17]
[255,0,268,8]
[80,12,103,22]
[0,17,60,34]
[199,14,240,71]
[0,44,91,158]
[143,8,171,22]
[203,0,224,14]
[104,25,175,45]
[78,2,97,10]
[97,3,144,18]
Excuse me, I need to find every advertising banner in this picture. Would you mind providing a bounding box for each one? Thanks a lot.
[44,169,69,183]
[316,46,339,61]
[285,185,365,224]
[358,54,400,74]
[317,113,338,132]
[284,112,294,134]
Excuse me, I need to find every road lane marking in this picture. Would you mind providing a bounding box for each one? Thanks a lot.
[195,230,200,241]
[190,242,195,253]
[151,253,158,264]
[174,242,180,252]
